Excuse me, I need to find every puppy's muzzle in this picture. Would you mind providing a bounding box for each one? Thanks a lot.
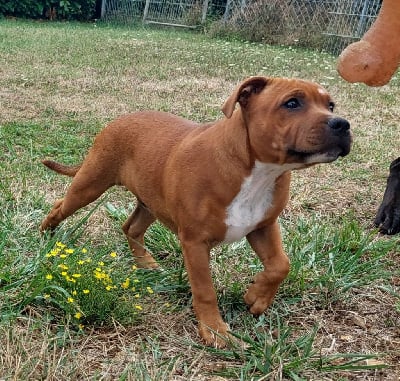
[327,116,352,157]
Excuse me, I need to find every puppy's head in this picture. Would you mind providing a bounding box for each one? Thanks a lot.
[222,76,352,167]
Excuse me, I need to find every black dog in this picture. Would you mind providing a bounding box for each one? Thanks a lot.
[375,157,400,235]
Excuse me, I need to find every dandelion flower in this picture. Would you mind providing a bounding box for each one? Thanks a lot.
[81,248,88,254]
[74,312,82,319]
[134,305,143,311]
[78,324,84,330]
[67,297,74,303]
[72,273,82,278]
[72,290,77,296]
[60,254,67,259]
[83,289,90,294]
[77,260,85,265]
[44,294,51,299]
[110,252,117,258]
[132,265,137,271]
[105,285,113,291]
[98,261,105,266]
[45,274,53,280]
[65,248,74,254]
[61,271,68,277]
[56,241,66,249]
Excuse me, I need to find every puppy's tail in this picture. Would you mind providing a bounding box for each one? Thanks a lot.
[42,159,81,177]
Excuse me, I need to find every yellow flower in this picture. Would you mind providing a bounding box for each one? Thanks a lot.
[56,242,66,249]
[44,294,51,299]
[81,248,88,254]
[72,290,77,296]
[121,278,130,289]
[74,312,82,319]
[146,286,154,294]
[78,324,84,330]
[98,261,105,266]
[49,249,60,257]
[110,252,117,258]
[65,248,74,254]
[164,303,171,308]
[77,260,85,265]
[72,273,82,278]
[58,264,68,270]
[134,305,143,311]
[134,293,140,298]
[132,265,137,271]
[105,285,113,291]
[45,274,53,280]
[61,271,68,277]
[67,297,74,303]
[83,289,90,294]
[60,254,67,259]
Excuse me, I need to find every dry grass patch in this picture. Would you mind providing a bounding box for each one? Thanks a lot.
[1,20,399,380]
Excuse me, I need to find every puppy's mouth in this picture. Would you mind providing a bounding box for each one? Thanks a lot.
[287,145,350,164]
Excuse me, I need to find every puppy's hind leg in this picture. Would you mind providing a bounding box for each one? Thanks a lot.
[40,163,115,232]
[122,201,159,269]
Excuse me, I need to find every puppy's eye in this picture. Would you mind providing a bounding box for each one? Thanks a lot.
[284,98,301,109]
[329,102,335,112]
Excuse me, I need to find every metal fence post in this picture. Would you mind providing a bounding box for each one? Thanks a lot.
[202,0,209,23]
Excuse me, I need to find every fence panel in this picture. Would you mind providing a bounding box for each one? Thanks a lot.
[323,0,381,54]
[101,0,381,54]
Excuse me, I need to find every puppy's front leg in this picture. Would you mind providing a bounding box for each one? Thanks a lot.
[180,239,229,347]
[244,222,290,315]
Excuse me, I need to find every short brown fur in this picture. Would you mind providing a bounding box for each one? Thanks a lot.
[41,77,351,347]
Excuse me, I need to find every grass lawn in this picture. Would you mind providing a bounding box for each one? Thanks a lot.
[0,20,399,380]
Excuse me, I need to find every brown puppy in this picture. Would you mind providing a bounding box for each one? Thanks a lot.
[40,76,351,347]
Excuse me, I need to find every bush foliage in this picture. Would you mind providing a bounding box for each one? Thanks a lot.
[0,0,97,20]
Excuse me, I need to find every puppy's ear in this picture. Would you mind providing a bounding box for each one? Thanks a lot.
[221,76,269,118]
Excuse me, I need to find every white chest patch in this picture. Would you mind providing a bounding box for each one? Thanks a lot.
[223,161,297,243]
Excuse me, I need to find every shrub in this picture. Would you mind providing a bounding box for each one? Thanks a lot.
[207,0,329,49]
[0,0,97,21]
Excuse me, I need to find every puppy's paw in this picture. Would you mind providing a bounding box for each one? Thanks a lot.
[40,199,64,233]
[374,157,400,235]
[243,279,279,316]
[198,320,231,348]
[135,252,160,269]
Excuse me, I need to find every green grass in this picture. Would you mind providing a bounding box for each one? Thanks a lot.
[1,20,399,380]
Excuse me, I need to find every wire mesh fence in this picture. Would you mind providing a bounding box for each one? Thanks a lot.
[323,0,381,54]
[102,0,145,23]
[101,0,381,54]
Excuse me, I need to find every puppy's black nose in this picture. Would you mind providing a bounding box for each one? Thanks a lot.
[327,117,350,134]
